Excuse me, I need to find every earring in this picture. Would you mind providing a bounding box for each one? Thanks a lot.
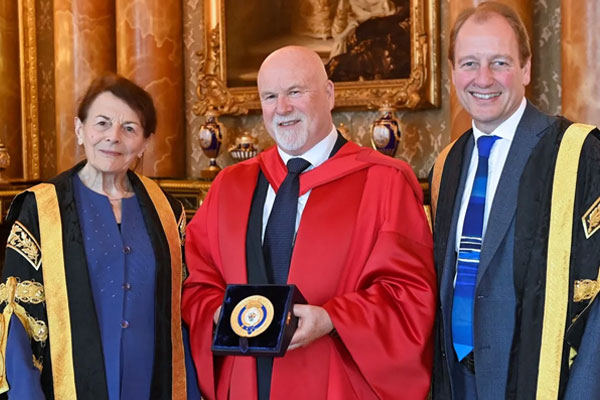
[77,137,83,145]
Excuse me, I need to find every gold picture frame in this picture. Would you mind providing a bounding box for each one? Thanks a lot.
[195,0,440,116]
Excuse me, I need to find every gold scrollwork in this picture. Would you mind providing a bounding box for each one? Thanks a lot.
[195,0,439,114]
[193,27,247,117]
[0,279,45,305]
[574,278,600,303]
[25,314,48,343]
[6,221,41,271]
[0,277,48,346]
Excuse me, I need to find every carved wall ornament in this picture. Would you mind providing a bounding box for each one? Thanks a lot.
[193,27,248,117]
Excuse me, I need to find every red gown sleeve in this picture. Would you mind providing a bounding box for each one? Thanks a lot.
[321,167,437,399]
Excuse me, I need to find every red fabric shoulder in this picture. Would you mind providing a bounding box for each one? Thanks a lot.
[356,147,424,203]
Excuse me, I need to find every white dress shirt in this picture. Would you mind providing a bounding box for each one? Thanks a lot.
[455,98,527,251]
[261,125,338,242]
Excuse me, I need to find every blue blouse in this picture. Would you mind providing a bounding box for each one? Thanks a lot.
[73,174,156,400]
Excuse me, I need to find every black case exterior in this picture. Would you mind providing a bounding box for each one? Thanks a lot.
[212,284,307,357]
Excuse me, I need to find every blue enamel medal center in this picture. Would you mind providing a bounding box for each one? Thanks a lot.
[230,295,274,337]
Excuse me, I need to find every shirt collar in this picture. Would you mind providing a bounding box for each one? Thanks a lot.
[472,97,527,142]
[277,125,338,170]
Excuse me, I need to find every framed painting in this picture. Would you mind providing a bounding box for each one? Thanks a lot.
[194,0,440,115]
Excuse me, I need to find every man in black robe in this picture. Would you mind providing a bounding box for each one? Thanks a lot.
[431,2,600,399]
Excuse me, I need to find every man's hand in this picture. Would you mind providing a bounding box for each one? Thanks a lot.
[213,305,222,324]
[288,304,334,350]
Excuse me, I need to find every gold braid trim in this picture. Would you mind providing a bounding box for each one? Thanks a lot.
[136,174,187,399]
[574,276,600,303]
[537,123,596,399]
[0,277,48,393]
[0,279,44,305]
[27,183,77,399]
[570,268,600,368]
[23,314,48,343]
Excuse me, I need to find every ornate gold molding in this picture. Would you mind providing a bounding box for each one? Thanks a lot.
[18,0,40,181]
[195,0,439,113]
[193,6,247,117]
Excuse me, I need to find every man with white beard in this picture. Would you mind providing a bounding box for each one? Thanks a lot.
[182,45,437,400]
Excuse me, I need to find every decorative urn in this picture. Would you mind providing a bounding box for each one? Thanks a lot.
[198,111,224,179]
[370,103,401,157]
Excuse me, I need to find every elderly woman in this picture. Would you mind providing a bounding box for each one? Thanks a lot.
[0,75,199,399]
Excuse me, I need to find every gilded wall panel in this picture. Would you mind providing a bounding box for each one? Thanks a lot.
[37,0,56,179]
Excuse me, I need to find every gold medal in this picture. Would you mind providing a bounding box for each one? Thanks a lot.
[230,295,274,337]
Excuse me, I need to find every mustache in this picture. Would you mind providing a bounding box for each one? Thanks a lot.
[271,112,306,127]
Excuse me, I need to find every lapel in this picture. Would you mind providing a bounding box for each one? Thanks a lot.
[246,172,270,284]
[476,102,555,286]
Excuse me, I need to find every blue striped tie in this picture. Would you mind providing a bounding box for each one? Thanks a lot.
[452,134,499,361]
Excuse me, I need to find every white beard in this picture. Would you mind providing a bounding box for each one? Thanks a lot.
[271,112,309,152]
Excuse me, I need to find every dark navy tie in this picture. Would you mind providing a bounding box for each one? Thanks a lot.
[452,134,499,361]
[263,157,311,284]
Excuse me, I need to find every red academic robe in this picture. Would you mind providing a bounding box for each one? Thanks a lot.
[182,142,436,399]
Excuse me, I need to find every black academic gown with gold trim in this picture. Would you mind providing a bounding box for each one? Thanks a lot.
[509,120,600,398]
[0,163,187,399]
[431,115,600,399]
